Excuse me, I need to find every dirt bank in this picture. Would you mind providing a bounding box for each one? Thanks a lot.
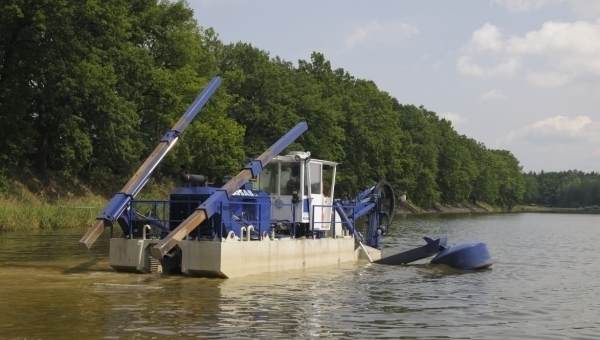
[396,201,498,214]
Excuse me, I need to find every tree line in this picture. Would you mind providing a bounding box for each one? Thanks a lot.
[1,0,528,209]
[523,171,600,208]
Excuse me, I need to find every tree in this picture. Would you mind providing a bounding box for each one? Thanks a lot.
[522,172,540,204]
[219,43,301,158]
[392,104,439,208]
[490,150,525,210]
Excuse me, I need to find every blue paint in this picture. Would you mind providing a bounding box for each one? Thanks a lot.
[431,241,493,270]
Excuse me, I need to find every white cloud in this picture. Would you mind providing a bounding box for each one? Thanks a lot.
[506,20,600,55]
[457,55,519,77]
[481,89,506,100]
[501,115,594,144]
[466,23,504,53]
[530,115,591,134]
[345,21,418,49]
[498,115,600,171]
[440,112,467,124]
[458,20,600,85]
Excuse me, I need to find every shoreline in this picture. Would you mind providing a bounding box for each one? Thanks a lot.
[395,202,600,215]
[3,198,599,233]
[395,201,497,214]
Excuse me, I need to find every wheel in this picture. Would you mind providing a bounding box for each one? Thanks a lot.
[372,181,395,229]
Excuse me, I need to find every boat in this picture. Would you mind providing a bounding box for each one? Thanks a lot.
[78,76,492,277]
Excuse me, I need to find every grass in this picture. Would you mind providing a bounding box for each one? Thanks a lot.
[12,168,599,232]
[0,170,173,232]
[0,198,102,231]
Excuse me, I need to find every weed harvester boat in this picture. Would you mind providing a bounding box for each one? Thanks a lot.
[78,76,492,277]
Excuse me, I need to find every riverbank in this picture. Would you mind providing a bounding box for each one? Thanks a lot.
[395,201,498,214]
[2,172,599,232]
[395,201,600,215]
[511,205,600,214]
[3,197,598,232]
[0,176,99,231]
[0,172,172,232]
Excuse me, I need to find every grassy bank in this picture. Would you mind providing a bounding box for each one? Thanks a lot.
[0,197,103,231]
[0,172,172,232]
[512,205,600,214]
[396,201,499,214]
[4,171,598,232]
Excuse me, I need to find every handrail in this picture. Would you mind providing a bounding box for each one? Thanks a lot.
[151,122,308,259]
[108,197,301,242]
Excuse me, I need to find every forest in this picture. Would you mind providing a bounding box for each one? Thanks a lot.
[522,171,600,209]
[2,0,588,211]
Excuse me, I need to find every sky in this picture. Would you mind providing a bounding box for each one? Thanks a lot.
[188,0,600,173]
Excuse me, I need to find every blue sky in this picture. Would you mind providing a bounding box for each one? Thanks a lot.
[188,0,600,173]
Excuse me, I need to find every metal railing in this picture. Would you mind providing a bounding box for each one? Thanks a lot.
[114,199,299,241]
[311,204,357,238]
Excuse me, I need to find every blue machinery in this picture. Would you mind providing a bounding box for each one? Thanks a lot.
[78,77,223,250]
[79,76,492,275]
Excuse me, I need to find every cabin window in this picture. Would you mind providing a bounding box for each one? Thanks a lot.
[323,165,334,197]
[304,162,322,195]
[258,163,279,195]
[281,163,301,195]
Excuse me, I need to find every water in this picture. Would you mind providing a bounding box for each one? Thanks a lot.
[1,213,599,339]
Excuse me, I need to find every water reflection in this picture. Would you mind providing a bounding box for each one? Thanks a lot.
[1,214,600,339]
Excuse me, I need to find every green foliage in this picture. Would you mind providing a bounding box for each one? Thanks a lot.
[392,104,440,207]
[220,43,301,157]
[0,0,529,213]
[489,150,525,210]
[523,173,540,203]
[294,53,346,163]
[0,0,238,181]
[0,171,8,193]
[0,198,101,231]
[523,170,600,208]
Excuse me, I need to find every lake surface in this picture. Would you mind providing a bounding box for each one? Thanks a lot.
[0,213,599,339]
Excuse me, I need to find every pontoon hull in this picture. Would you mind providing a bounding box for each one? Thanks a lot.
[180,237,380,278]
[109,238,159,273]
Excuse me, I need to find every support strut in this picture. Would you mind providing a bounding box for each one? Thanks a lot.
[78,77,222,250]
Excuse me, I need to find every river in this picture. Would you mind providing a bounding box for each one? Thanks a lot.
[0,212,598,339]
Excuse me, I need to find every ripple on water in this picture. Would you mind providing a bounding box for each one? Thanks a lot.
[1,214,600,339]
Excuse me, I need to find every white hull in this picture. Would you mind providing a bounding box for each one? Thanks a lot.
[109,237,380,278]
[109,238,159,273]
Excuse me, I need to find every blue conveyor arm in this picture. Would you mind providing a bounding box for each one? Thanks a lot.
[78,77,222,250]
[150,122,308,259]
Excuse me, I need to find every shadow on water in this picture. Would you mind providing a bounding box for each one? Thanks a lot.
[411,263,494,278]
[366,260,493,279]
[62,258,101,274]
